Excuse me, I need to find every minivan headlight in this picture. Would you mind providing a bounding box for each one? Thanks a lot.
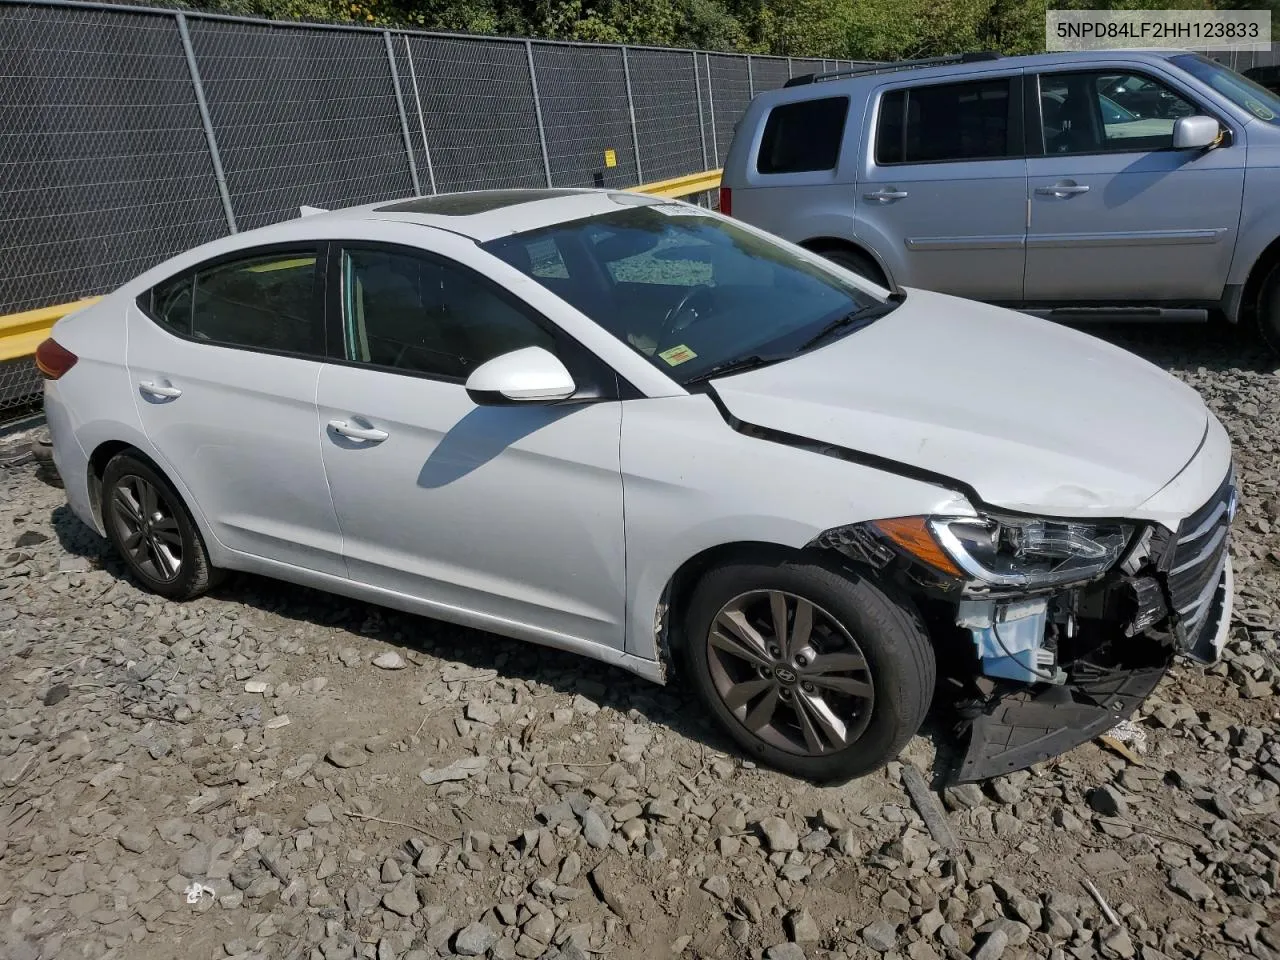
[872,515,1134,589]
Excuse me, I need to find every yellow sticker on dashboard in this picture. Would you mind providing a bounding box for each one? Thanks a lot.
[659,344,696,366]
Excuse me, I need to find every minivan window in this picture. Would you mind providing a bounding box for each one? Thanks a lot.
[1171,53,1280,125]
[484,203,891,385]
[1039,71,1196,154]
[875,78,1013,165]
[757,97,850,174]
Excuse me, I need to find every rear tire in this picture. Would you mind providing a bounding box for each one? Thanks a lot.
[101,452,220,601]
[815,246,888,288]
[683,556,934,783]
[1257,263,1280,356]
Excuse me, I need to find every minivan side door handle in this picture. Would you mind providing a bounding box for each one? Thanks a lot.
[1035,181,1090,197]
[865,188,909,202]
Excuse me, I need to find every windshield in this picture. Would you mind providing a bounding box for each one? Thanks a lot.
[1171,53,1280,125]
[481,201,891,384]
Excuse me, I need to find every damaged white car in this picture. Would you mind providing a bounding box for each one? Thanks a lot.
[39,189,1234,783]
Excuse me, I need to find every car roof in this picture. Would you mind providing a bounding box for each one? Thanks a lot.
[250,188,672,246]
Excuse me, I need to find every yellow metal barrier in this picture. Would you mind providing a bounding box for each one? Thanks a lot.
[0,297,102,363]
[0,171,724,364]
[631,168,722,200]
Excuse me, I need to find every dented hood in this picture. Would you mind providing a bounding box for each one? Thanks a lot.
[709,289,1209,517]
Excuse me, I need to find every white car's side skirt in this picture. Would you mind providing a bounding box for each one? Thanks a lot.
[218,549,668,685]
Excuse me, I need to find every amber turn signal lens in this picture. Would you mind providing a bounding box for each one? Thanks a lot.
[871,516,965,578]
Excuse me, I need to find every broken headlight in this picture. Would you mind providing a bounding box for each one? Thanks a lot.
[927,516,1134,589]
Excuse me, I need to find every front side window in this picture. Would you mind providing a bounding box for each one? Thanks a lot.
[483,200,891,384]
[757,97,849,174]
[1171,53,1280,125]
[876,78,1014,165]
[1039,71,1197,155]
[189,250,322,354]
[341,246,555,380]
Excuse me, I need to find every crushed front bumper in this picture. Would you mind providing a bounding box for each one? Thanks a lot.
[951,556,1232,783]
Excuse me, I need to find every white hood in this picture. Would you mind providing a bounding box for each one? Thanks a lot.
[710,289,1209,517]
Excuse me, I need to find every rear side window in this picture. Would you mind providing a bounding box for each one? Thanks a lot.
[757,97,849,174]
[876,78,1014,164]
[143,248,324,357]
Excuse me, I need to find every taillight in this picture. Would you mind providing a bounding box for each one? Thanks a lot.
[719,186,732,217]
[35,338,78,380]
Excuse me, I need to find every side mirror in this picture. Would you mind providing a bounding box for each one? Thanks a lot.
[464,346,576,405]
[1172,115,1221,150]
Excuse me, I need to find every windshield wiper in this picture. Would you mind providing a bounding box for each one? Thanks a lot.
[799,295,903,352]
[685,353,787,383]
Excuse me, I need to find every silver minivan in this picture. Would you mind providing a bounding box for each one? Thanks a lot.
[720,50,1280,352]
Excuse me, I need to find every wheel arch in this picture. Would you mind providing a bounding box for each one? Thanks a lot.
[1241,234,1280,326]
[799,236,892,287]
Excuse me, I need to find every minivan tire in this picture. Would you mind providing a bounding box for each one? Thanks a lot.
[684,557,934,783]
[101,452,221,601]
[1258,264,1280,356]
[816,246,886,288]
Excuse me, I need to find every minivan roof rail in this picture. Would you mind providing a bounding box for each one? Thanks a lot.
[783,51,1003,87]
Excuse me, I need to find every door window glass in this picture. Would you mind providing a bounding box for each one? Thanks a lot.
[875,78,1013,165]
[188,251,322,354]
[341,247,555,380]
[757,97,849,174]
[1039,71,1197,155]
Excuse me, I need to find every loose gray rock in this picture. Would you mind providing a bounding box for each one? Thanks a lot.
[787,909,820,943]
[373,651,406,670]
[759,816,798,852]
[382,878,420,917]
[454,922,498,956]
[861,919,897,952]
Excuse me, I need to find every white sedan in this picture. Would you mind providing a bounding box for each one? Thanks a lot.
[38,189,1234,783]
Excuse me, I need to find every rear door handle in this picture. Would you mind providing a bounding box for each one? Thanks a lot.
[865,188,909,202]
[1035,182,1090,197]
[328,419,389,443]
[138,380,182,399]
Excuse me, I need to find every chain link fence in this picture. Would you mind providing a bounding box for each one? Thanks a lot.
[0,0,856,418]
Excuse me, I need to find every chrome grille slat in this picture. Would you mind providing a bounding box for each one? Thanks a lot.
[1165,470,1233,649]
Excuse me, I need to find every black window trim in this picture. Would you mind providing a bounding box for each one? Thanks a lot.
[872,72,1026,167]
[755,94,852,176]
[323,239,632,402]
[136,241,330,363]
[1027,66,1233,159]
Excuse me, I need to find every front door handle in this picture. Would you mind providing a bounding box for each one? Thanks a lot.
[1035,182,1091,197]
[138,380,182,399]
[865,188,909,202]
[328,419,389,443]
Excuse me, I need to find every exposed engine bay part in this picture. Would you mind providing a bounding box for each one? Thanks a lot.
[956,597,1065,686]
[951,653,1170,783]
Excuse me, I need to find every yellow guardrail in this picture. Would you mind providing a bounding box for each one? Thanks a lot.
[0,297,102,363]
[0,171,724,364]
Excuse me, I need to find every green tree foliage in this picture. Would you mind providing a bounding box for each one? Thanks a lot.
[179,0,1278,54]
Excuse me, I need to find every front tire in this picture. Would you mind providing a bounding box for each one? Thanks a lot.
[684,557,935,783]
[101,452,219,601]
[816,246,887,288]
[1257,262,1280,356]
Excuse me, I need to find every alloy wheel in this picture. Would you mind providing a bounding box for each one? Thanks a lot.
[110,474,184,582]
[706,589,875,756]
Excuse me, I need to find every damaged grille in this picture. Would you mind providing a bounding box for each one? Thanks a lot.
[1165,469,1234,648]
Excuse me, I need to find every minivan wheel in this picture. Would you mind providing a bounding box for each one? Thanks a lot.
[816,246,886,287]
[101,452,220,600]
[1258,264,1280,356]
[684,558,935,783]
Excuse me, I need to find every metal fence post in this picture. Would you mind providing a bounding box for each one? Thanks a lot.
[746,54,754,98]
[693,51,709,172]
[525,40,554,187]
[175,12,237,233]
[383,30,421,196]
[787,56,793,78]
[401,35,437,195]
[705,53,719,167]
[621,46,644,185]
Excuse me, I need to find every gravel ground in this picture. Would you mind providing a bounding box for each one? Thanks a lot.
[1,324,1278,960]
